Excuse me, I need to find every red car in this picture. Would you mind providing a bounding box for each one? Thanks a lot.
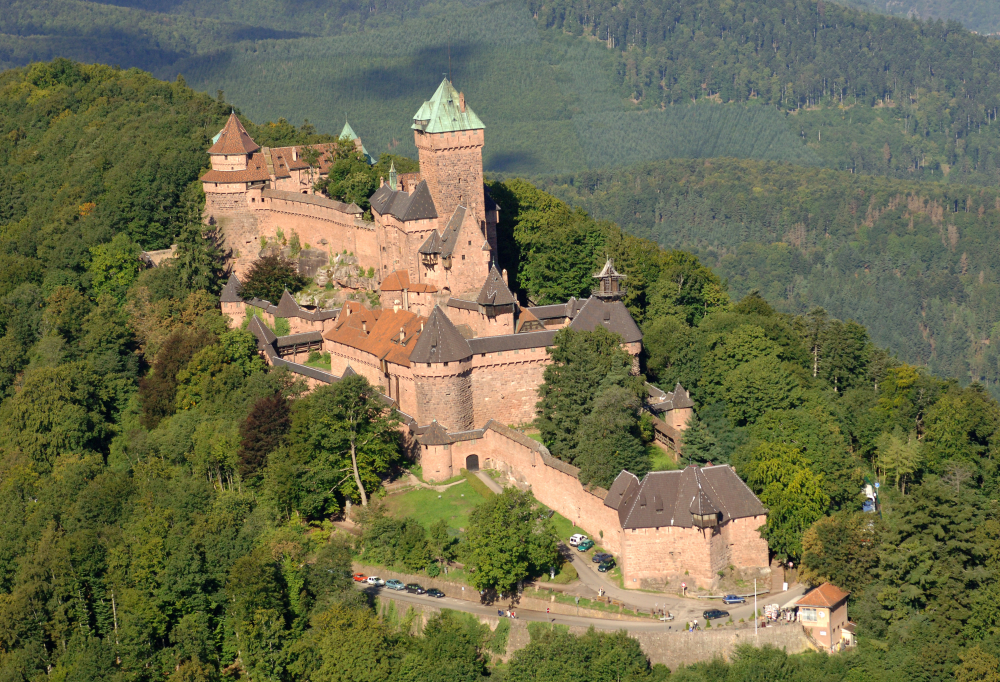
[353,573,367,582]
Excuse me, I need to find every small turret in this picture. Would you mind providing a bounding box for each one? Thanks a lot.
[593,258,627,300]
[389,161,397,191]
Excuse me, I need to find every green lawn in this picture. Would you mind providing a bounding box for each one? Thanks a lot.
[383,480,487,533]
[303,352,331,370]
[648,445,681,472]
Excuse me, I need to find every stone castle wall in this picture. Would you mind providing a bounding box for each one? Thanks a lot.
[424,426,625,556]
[415,128,485,224]
[205,191,262,275]
[722,516,770,575]
[619,516,769,590]
[412,360,475,431]
[446,305,516,338]
[470,352,547,427]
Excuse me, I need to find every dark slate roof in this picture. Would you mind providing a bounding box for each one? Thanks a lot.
[527,301,571,320]
[275,331,324,349]
[438,205,466,258]
[648,382,695,414]
[419,230,443,255]
[467,330,557,354]
[275,290,301,318]
[248,316,277,348]
[605,471,641,527]
[447,298,479,311]
[246,315,337,384]
[263,188,363,215]
[476,265,516,307]
[568,297,642,343]
[418,421,453,445]
[220,275,242,303]
[408,305,472,364]
[607,465,766,530]
[246,290,340,322]
[370,180,438,221]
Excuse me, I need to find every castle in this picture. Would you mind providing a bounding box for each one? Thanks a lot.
[208,80,770,590]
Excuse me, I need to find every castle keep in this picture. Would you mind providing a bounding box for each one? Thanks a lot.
[211,81,770,589]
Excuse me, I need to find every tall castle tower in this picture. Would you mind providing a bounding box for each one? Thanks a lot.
[411,80,487,240]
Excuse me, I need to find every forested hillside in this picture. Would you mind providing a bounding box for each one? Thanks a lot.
[4,60,1000,682]
[842,0,1000,35]
[4,0,1000,182]
[534,161,1000,391]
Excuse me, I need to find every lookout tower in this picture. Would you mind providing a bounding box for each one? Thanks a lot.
[207,112,259,172]
[412,79,486,231]
[593,258,627,300]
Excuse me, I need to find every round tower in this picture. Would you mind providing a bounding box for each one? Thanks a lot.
[412,359,474,431]
[408,304,474,431]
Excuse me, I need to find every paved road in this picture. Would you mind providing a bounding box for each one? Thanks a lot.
[475,470,503,494]
[358,584,686,633]
[562,545,806,623]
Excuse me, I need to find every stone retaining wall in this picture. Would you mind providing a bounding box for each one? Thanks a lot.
[376,597,811,669]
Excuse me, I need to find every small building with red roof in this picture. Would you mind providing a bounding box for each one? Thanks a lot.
[796,582,850,651]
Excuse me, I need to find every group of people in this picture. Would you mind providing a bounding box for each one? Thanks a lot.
[498,609,517,619]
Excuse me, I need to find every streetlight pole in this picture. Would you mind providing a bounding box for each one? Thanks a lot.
[754,579,758,641]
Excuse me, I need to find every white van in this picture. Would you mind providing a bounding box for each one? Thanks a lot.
[569,534,588,547]
[366,576,385,586]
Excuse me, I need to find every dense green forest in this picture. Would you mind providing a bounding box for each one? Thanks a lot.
[842,0,1000,35]
[6,0,1000,182]
[496,176,1000,680]
[532,160,1000,394]
[5,59,1000,681]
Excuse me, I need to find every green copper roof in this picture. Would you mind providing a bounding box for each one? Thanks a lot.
[340,121,358,140]
[412,79,485,133]
[339,120,377,165]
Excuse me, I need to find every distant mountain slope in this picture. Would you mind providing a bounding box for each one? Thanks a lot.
[6,0,1000,181]
[841,0,1000,35]
[534,160,1000,391]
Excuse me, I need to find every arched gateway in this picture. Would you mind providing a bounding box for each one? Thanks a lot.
[465,454,479,471]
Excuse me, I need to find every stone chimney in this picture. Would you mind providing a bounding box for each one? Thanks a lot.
[399,327,405,342]
[362,320,367,334]
[459,92,466,113]
[502,268,508,286]
[393,299,401,313]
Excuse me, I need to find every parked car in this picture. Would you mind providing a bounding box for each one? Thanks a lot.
[592,552,613,563]
[703,609,730,620]
[426,588,445,598]
[404,583,426,594]
[722,594,746,605]
[659,612,675,622]
[352,573,367,582]
[385,579,405,590]
[577,539,595,551]
[569,534,588,547]
[366,576,385,587]
[598,559,615,572]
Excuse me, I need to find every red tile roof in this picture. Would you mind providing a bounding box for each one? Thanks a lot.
[201,152,271,183]
[208,112,260,155]
[324,307,427,367]
[797,583,850,608]
[380,269,438,293]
